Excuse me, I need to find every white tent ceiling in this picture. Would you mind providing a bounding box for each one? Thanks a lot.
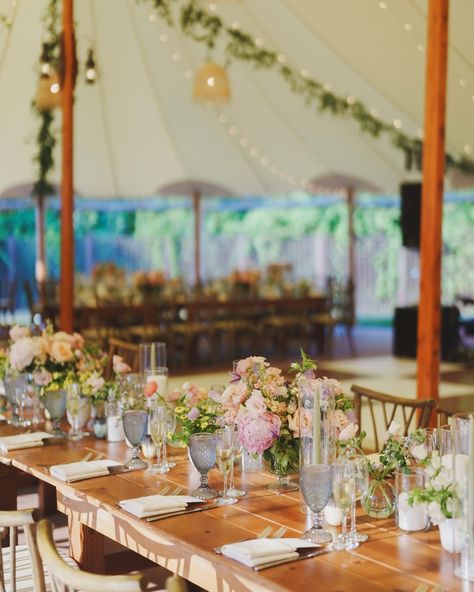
[0,0,473,198]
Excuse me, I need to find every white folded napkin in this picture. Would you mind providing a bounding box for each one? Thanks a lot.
[50,459,122,482]
[221,538,316,568]
[119,494,200,518]
[0,431,51,452]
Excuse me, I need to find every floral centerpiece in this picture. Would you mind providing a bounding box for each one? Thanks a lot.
[6,324,105,394]
[171,383,222,445]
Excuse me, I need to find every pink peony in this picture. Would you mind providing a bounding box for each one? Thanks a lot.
[245,390,266,416]
[113,355,132,375]
[9,337,42,371]
[237,411,281,454]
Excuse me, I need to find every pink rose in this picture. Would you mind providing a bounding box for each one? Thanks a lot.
[245,390,266,416]
[32,368,53,387]
[288,408,313,437]
[49,339,74,363]
[338,422,358,441]
[71,332,85,349]
[237,411,281,454]
[167,390,181,403]
[113,355,132,375]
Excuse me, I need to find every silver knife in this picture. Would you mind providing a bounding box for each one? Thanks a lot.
[107,464,134,475]
[253,547,332,571]
[146,502,221,522]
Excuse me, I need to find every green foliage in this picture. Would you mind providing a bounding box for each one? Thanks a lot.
[142,0,473,175]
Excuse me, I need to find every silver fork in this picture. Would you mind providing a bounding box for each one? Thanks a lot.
[213,525,273,554]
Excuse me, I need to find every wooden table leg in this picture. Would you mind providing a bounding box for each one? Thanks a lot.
[38,481,57,516]
[0,464,17,511]
[68,515,105,574]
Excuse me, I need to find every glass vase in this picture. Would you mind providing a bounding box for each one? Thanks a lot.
[361,478,396,518]
[265,439,299,493]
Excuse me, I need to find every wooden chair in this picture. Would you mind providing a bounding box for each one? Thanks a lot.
[435,406,454,427]
[105,338,140,379]
[36,519,187,592]
[0,509,45,592]
[351,385,436,451]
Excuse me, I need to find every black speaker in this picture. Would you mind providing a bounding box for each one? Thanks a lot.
[393,305,460,361]
[400,182,421,248]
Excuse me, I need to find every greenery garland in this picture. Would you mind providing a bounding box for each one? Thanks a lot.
[32,0,60,196]
[143,0,474,176]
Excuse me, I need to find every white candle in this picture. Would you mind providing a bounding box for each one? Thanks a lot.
[324,502,343,526]
[397,492,428,531]
[313,383,321,464]
[107,415,125,442]
[147,374,168,397]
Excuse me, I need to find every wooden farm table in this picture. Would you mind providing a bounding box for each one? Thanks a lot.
[0,431,465,592]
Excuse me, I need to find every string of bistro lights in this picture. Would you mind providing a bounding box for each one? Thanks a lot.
[376,0,472,157]
[143,0,474,176]
[147,11,344,195]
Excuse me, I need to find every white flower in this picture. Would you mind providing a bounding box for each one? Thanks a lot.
[428,501,445,525]
[411,443,428,461]
[33,368,53,386]
[388,421,403,437]
[9,337,42,371]
[9,325,30,342]
[338,422,358,441]
[85,374,105,394]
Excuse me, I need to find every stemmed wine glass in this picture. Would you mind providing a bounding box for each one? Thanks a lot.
[332,458,358,550]
[348,454,369,543]
[122,410,149,470]
[43,389,67,437]
[300,465,333,544]
[188,433,218,500]
[215,428,238,506]
[148,410,169,474]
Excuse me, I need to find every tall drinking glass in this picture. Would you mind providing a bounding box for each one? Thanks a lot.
[141,342,168,400]
[227,424,246,498]
[14,374,30,427]
[66,383,89,441]
[332,458,358,550]
[189,433,218,500]
[348,454,369,543]
[215,428,238,506]
[43,389,67,437]
[300,465,333,544]
[122,410,149,470]
[152,404,176,469]
[4,374,20,426]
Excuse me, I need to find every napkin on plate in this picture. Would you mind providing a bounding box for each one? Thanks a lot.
[119,494,201,518]
[221,537,316,568]
[0,431,51,452]
[50,459,122,482]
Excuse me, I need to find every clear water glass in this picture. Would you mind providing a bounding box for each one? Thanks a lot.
[333,458,358,550]
[300,465,333,544]
[215,428,238,506]
[139,342,166,372]
[189,433,218,499]
[123,410,149,470]
[4,374,21,426]
[14,374,30,427]
[66,383,89,441]
[348,454,369,543]
[43,389,67,437]
[152,404,176,469]
[149,414,169,474]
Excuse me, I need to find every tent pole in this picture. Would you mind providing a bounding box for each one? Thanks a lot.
[60,0,75,332]
[417,0,449,403]
[193,191,201,288]
[35,193,46,308]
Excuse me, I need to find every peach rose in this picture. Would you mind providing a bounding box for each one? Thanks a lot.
[288,408,313,437]
[50,339,74,363]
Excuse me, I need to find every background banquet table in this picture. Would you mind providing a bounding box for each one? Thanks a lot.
[0,427,462,592]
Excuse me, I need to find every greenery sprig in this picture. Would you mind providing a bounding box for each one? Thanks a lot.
[32,0,60,197]
[143,0,474,176]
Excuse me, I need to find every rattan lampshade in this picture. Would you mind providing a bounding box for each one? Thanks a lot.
[193,62,230,103]
[35,72,62,111]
